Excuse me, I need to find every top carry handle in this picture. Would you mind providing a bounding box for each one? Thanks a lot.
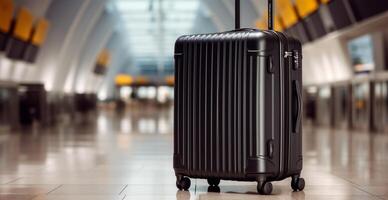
[235,0,274,30]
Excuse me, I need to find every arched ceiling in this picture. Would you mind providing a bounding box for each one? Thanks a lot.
[113,0,200,67]
[111,0,263,73]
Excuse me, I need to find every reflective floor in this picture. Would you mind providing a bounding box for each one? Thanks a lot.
[1,106,388,200]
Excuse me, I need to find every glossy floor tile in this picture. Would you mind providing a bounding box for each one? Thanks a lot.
[0,106,388,199]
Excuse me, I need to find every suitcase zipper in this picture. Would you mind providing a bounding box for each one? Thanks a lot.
[269,30,287,179]
[281,36,290,180]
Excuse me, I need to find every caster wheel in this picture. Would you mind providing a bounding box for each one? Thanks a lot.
[291,177,305,191]
[176,177,191,191]
[207,185,221,193]
[257,182,273,195]
[207,178,221,186]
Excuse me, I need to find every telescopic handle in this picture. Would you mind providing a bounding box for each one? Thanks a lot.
[235,0,240,29]
[268,0,273,30]
[235,0,274,30]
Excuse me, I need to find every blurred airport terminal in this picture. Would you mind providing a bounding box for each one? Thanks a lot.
[1,0,388,199]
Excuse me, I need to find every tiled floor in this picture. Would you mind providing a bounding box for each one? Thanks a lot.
[1,106,388,199]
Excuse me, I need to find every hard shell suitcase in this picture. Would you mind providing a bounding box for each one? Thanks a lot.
[173,0,304,195]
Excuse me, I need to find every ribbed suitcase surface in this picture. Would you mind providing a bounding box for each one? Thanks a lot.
[174,32,274,179]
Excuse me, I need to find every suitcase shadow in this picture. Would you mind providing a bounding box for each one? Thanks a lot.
[193,185,306,199]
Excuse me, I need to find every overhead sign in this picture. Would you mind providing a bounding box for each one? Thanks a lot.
[32,18,49,46]
[115,74,133,86]
[295,0,319,18]
[165,75,174,85]
[277,0,299,28]
[14,7,34,41]
[0,0,13,33]
[97,49,111,67]
[136,76,149,85]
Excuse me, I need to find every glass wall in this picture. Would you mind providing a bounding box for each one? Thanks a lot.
[352,82,370,130]
[374,81,388,132]
[304,86,318,125]
[316,86,332,126]
[332,85,350,129]
[0,83,19,131]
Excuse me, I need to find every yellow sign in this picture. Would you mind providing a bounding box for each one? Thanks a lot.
[14,7,34,41]
[295,0,319,18]
[0,0,14,33]
[136,76,149,85]
[32,18,49,46]
[165,76,174,85]
[97,49,111,67]
[115,74,133,86]
[277,0,299,28]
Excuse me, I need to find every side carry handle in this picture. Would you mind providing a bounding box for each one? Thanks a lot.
[292,80,302,133]
[235,0,274,30]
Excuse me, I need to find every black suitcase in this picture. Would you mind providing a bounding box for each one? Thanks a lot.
[173,0,304,195]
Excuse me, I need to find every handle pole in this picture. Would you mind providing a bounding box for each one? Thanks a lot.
[268,0,273,30]
[235,0,240,29]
